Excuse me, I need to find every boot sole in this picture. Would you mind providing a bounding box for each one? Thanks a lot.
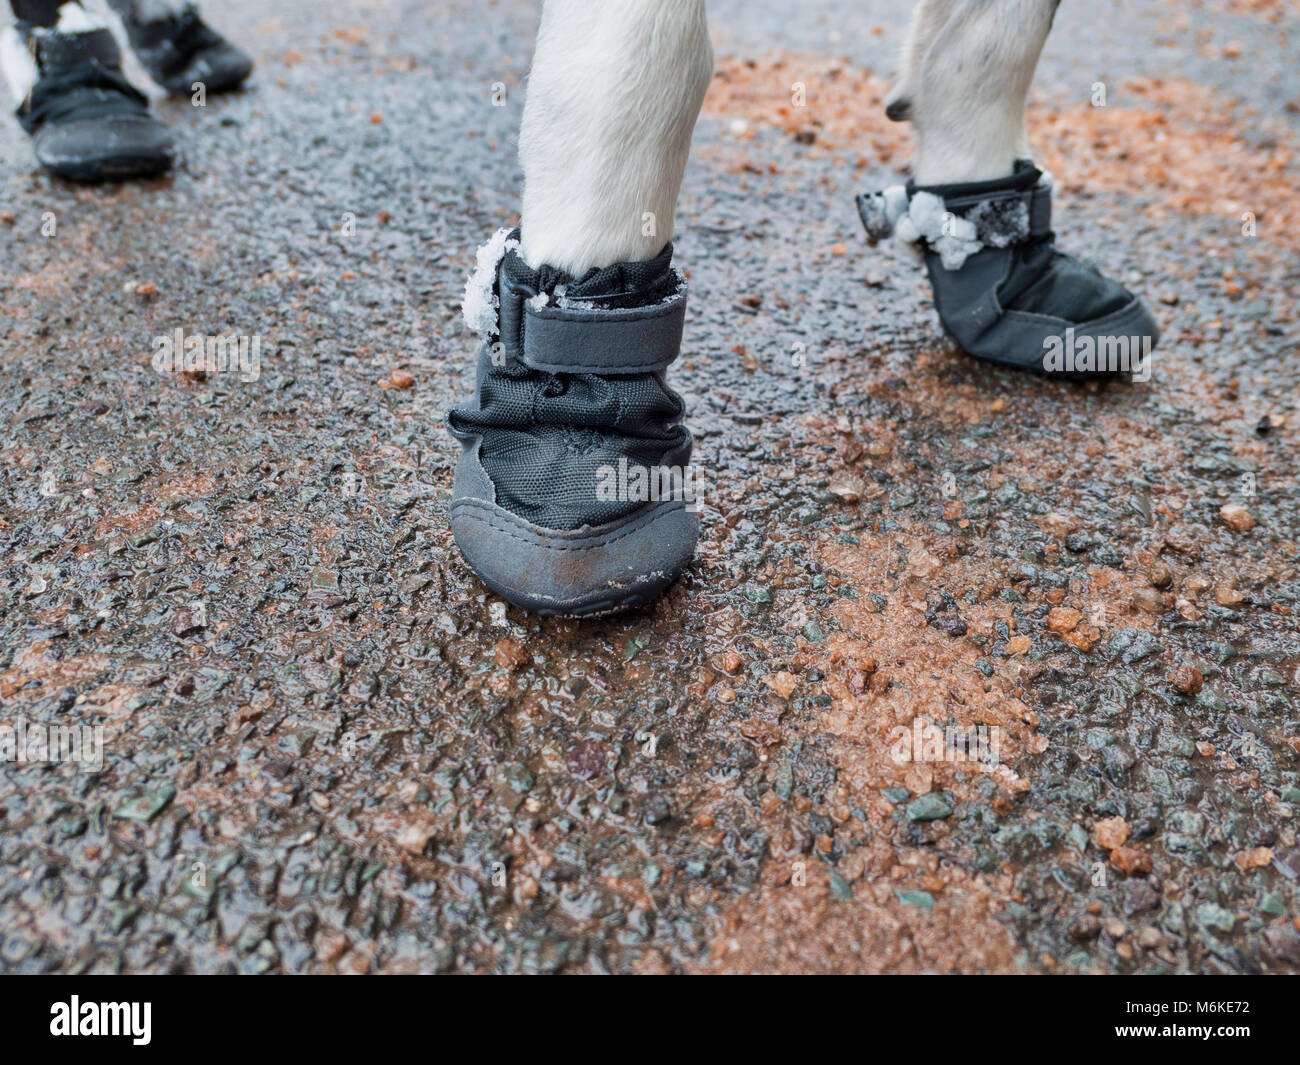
[41,152,174,183]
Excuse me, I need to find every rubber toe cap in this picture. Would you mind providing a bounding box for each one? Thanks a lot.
[451,496,699,617]
[33,115,175,181]
[169,43,254,94]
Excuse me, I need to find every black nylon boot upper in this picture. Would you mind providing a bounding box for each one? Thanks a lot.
[911,162,1133,325]
[447,239,692,531]
[120,3,253,94]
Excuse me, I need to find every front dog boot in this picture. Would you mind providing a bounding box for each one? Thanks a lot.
[447,229,700,617]
[1,7,174,181]
[857,161,1159,377]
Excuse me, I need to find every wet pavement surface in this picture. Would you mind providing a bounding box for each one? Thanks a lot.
[1,0,1298,973]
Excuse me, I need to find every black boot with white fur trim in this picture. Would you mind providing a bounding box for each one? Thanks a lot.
[1,6,174,181]
[857,161,1160,378]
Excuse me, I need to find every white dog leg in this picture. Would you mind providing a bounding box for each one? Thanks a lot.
[518,0,713,276]
[890,0,1059,185]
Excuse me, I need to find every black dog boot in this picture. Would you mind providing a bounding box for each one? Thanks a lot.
[447,229,700,617]
[1,8,174,181]
[118,1,252,95]
[857,161,1159,377]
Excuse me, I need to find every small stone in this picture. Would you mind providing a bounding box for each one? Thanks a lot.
[494,637,530,671]
[114,784,176,823]
[1213,584,1244,606]
[108,903,141,934]
[763,671,798,699]
[1120,879,1160,915]
[566,740,607,781]
[316,931,350,963]
[929,614,967,637]
[894,888,935,910]
[1147,562,1173,588]
[394,820,436,856]
[1005,634,1032,656]
[828,870,853,901]
[1196,903,1237,935]
[1138,926,1164,950]
[773,765,794,799]
[643,794,673,825]
[905,793,953,821]
[389,370,415,389]
[1047,607,1082,634]
[1112,627,1162,664]
[828,473,864,503]
[1068,913,1101,941]
[1132,587,1165,614]
[1270,848,1300,881]
[1219,503,1255,532]
[907,547,942,579]
[721,650,744,674]
[1196,741,1216,757]
[1110,845,1153,876]
[134,281,157,297]
[1258,891,1286,917]
[1042,511,1080,537]
[1171,665,1203,694]
[171,601,207,636]
[1063,629,1094,653]
[1234,846,1274,870]
[1092,815,1130,851]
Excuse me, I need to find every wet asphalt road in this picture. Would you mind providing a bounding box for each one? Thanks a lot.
[1,0,1298,973]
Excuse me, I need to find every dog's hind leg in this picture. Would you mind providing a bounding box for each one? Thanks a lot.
[857,1,1159,375]
[902,0,1060,185]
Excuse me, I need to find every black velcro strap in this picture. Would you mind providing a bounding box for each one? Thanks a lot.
[34,27,123,71]
[1029,185,1052,236]
[500,284,687,375]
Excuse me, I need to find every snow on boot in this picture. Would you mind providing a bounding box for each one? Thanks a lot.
[857,161,1160,378]
[120,2,252,95]
[447,229,699,617]
[1,7,174,181]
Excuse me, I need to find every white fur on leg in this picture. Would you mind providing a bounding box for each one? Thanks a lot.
[518,0,713,276]
[894,0,1058,185]
[1,4,113,104]
[0,26,37,102]
[884,0,955,121]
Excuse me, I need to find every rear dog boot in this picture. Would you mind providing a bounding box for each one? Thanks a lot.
[447,230,700,617]
[1,5,174,181]
[857,162,1159,376]
[867,0,1158,376]
[115,1,252,95]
